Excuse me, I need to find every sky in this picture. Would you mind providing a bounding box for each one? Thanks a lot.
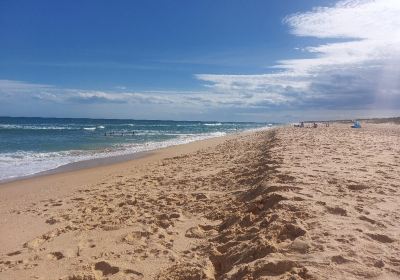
[0,0,399,122]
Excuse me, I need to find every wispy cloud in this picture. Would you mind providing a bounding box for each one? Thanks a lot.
[0,79,53,91]
[196,0,400,112]
[0,79,283,109]
[0,79,218,107]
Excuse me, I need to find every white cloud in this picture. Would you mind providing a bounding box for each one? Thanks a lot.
[284,0,400,40]
[2,1,400,121]
[0,78,291,109]
[0,79,233,108]
[196,0,400,112]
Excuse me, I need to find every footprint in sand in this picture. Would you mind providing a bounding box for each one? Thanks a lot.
[326,206,347,216]
[366,233,395,243]
[331,255,350,264]
[94,261,119,276]
[46,251,64,260]
[347,184,369,191]
[185,226,206,239]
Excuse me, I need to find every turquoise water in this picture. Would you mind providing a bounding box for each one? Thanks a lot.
[0,117,273,180]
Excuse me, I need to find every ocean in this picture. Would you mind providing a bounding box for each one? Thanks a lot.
[0,117,273,181]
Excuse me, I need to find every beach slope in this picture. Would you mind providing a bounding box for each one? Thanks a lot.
[1,124,399,279]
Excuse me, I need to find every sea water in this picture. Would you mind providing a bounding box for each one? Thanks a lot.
[0,117,273,181]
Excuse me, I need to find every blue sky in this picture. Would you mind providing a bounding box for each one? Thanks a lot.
[1,0,399,121]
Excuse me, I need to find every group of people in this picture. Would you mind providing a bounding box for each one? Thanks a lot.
[294,120,361,128]
[294,122,329,128]
[104,131,135,136]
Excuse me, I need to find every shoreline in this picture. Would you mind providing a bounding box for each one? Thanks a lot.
[0,117,274,184]
[0,128,269,185]
[0,151,151,185]
[0,128,260,189]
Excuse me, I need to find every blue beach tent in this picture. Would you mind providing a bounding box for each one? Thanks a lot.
[351,120,361,128]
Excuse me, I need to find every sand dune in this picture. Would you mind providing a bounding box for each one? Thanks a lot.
[1,124,399,279]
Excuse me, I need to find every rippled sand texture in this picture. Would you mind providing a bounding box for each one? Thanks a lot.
[1,124,399,279]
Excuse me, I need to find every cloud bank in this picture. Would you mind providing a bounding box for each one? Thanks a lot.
[196,0,400,113]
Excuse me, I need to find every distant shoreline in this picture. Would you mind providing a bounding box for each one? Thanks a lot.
[0,126,271,186]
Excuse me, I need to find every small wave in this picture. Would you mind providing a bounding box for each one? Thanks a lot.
[0,124,75,130]
[121,124,171,127]
[204,123,222,126]
[97,126,105,129]
[176,123,200,127]
[83,127,96,131]
[0,124,20,129]
[0,150,79,180]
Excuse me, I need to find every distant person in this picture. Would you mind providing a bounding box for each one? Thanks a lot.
[300,122,304,128]
[313,122,318,128]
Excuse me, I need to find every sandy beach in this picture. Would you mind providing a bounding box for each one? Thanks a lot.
[1,123,399,279]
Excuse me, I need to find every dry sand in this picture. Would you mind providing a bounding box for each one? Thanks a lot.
[0,123,399,279]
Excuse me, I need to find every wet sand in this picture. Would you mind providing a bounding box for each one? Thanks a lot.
[0,123,399,279]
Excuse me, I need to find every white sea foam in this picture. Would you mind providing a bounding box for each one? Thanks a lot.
[244,125,275,133]
[123,123,171,127]
[0,124,76,130]
[204,123,222,126]
[0,131,229,181]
